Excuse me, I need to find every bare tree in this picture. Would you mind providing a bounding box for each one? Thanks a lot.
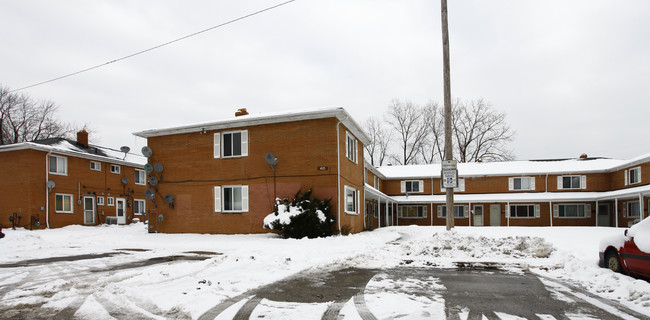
[0,85,77,145]
[419,101,445,164]
[453,98,514,162]
[363,117,391,166]
[385,99,429,165]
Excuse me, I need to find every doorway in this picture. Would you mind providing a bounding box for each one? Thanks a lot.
[83,196,95,225]
[116,198,126,225]
[474,205,484,226]
[490,204,501,226]
[598,203,610,227]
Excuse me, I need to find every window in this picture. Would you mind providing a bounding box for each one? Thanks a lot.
[214,130,249,158]
[401,180,423,193]
[626,167,641,185]
[345,131,358,163]
[97,196,104,206]
[135,169,146,185]
[374,176,379,189]
[49,155,67,175]
[107,197,114,206]
[509,204,540,218]
[627,201,640,218]
[90,161,101,171]
[134,199,146,215]
[509,177,535,191]
[441,178,465,192]
[344,186,359,214]
[438,205,468,218]
[556,204,588,218]
[110,165,121,174]
[213,186,249,213]
[399,205,427,219]
[558,175,585,190]
[55,194,73,213]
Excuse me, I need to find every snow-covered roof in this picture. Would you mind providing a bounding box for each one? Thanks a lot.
[133,106,370,145]
[0,138,146,167]
[371,183,650,204]
[376,157,634,179]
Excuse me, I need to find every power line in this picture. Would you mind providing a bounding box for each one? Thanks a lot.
[10,0,297,93]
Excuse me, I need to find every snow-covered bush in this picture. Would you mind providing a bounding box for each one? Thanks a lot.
[263,189,335,239]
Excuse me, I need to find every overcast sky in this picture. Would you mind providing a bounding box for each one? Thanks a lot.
[2,0,649,161]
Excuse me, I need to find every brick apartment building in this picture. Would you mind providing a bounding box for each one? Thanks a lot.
[134,108,368,234]
[135,107,648,234]
[0,131,147,229]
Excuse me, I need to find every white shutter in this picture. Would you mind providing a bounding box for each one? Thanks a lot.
[356,190,360,213]
[400,181,406,193]
[553,204,559,218]
[464,205,469,218]
[437,206,442,218]
[505,204,510,217]
[354,139,358,163]
[213,133,221,158]
[557,176,563,190]
[535,204,540,218]
[508,178,514,191]
[214,186,221,212]
[423,206,427,217]
[530,177,536,190]
[345,132,349,159]
[459,179,465,192]
[418,180,424,193]
[581,175,587,190]
[241,130,248,156]
[586,204,591,218]
[637,168,642,183]
[241,186,249,212]
[624,170,629,186]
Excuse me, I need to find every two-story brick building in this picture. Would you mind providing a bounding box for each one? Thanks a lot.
[365,154,650,229]
[134,107,648,234]
[134,107,369,234]
[0,131,147,229]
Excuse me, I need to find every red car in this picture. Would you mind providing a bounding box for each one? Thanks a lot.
[0,225,4,239]
[599,217,650,278]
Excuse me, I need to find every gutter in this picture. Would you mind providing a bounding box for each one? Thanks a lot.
[336,120,341,234]
[45,151,51,229]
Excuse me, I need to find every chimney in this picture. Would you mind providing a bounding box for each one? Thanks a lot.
[235,108,249,117]
[77,130,89,147]
[579,153,588,159]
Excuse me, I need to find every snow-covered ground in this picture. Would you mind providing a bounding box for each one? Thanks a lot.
[0,224,649,319]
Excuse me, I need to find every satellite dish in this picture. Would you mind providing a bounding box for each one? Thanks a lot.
[141,146,153,158]
[148,176,158,186]
[265,153,278,166]
[120,146,131,153]
[144,163,154,174]
[121,177,129,185]
[47,181,56,189]
[164,194,175,205]
[154,163,164,173]
[144,189,155,200]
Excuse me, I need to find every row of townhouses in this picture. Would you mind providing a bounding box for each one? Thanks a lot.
[1,107,648,233]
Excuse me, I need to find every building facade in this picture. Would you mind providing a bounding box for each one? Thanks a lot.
[134,108,368,234]
[0,131,147,229]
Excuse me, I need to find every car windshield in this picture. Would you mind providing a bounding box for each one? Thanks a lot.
[628,216,650,253]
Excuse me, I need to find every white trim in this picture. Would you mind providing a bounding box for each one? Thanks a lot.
[214,186,222,212]
[508,204,537,218]
[556,203,590,218]
[49,155,67,175]
[110,164,121,174]
[90,161,101,171]
[97,196,105,206]
[54,193,74,213]
[221,130,248,158]
[344,185,359,214]
[135,169,146,185]
[133,199,146,215]
[213,132,221,158]
[221,185,248,213]
[107,197,115,206]
[345,131,358,164]
[628,166,642,185]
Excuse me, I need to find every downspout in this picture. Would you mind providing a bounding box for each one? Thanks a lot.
[45,151,52,229]
[596,200,599,226]
[549,201,553,227]
[336,121,342,234]
[545,173,548,193]
[640,193,645,220]
[615,198,619,228]
[469,202,472,226]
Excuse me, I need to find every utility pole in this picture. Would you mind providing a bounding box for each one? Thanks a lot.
[441,0,455,230]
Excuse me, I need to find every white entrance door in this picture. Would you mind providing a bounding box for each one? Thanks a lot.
[116,198,126,225]
[474,205,484,226]
[490,204,501,226]
[83,196,95,225]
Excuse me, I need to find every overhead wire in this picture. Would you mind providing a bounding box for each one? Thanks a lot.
[10,0,297,93]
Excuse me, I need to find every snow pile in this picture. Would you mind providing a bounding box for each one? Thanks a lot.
[628,217,650,252]
[405,231,554,262]
[263,202,327,229]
